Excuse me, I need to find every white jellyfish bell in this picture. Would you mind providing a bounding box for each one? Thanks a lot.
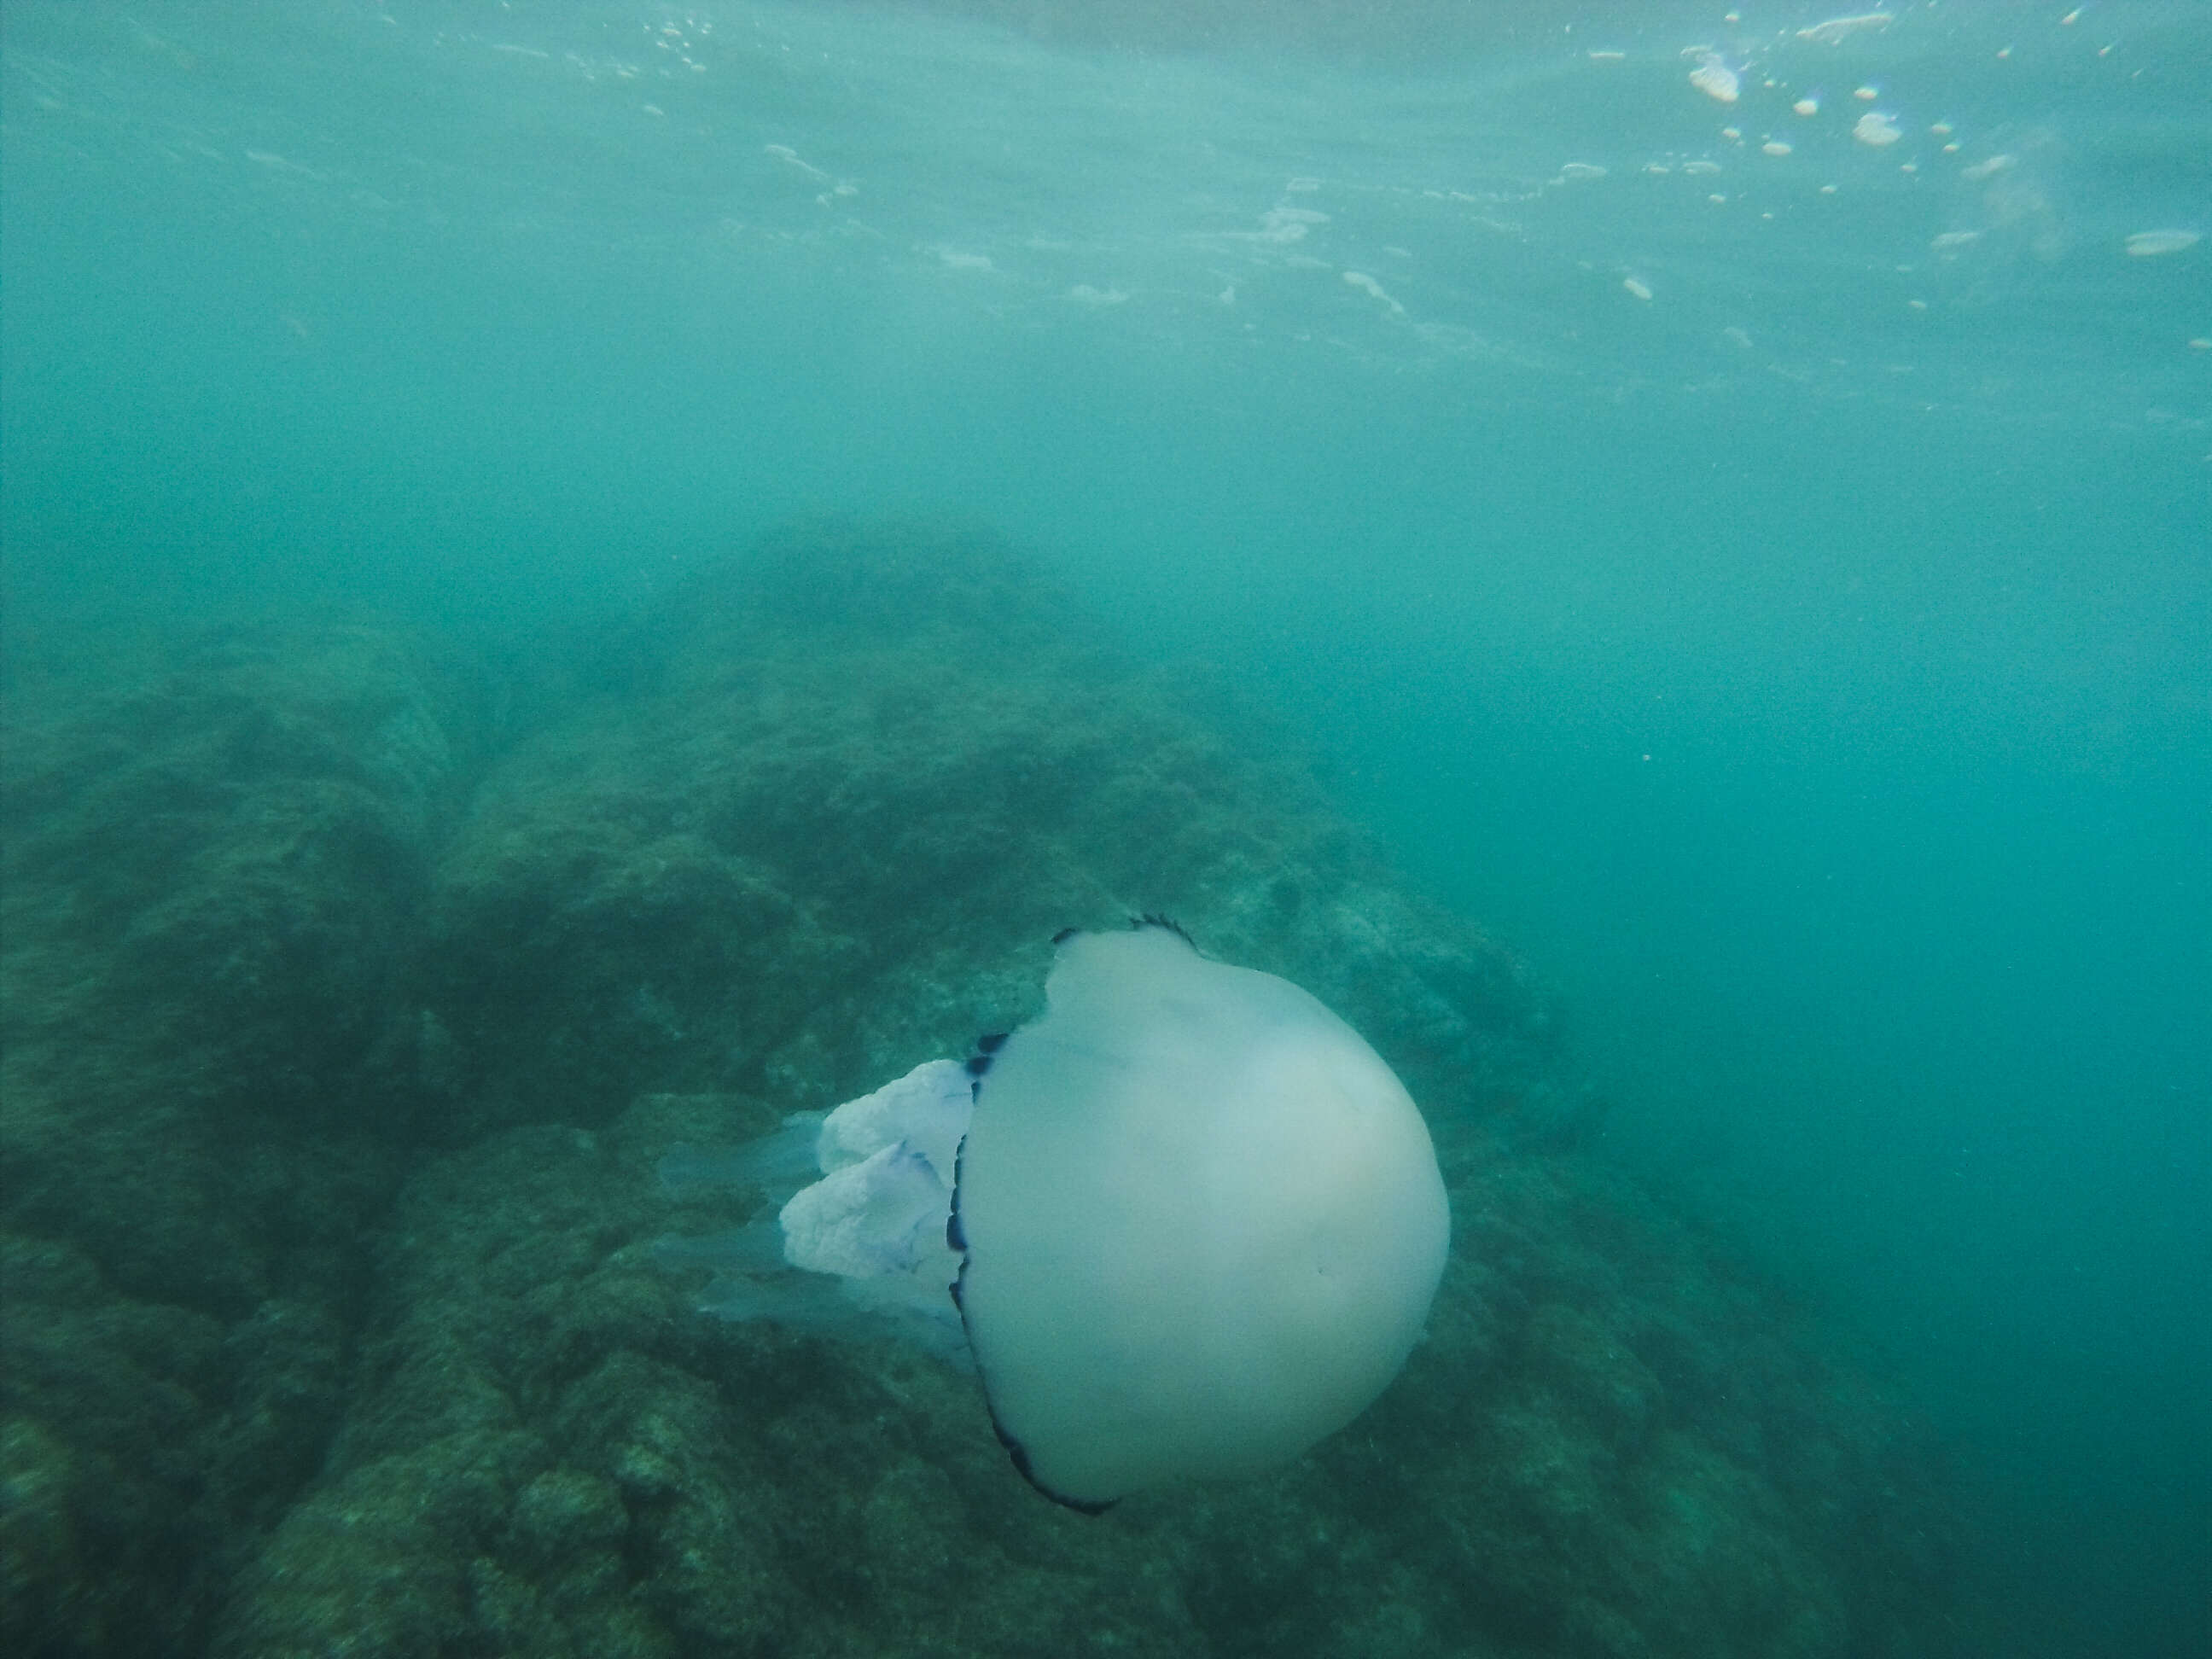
[657,917,1451,1511]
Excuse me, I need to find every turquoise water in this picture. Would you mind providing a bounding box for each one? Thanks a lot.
[3,2,2206,1654]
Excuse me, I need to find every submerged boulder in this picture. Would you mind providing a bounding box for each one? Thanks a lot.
[422,517,1564,1142]
[0,620,485,1656]
[217,1092,1971,1659]
[6,522,1983,1657]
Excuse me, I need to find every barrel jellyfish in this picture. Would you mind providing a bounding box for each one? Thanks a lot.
[658,918,1451,1511]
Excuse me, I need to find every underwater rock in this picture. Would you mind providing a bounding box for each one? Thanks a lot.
[216,1100,1212,1658]
[423,518,1563,1141]
[4,521,1983,1657]
[235,1091,1975,1659]
[0,620,483,1656]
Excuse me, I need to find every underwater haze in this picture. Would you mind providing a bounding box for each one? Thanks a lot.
[3,2,2208,1656]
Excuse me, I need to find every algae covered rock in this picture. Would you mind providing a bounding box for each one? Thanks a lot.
[214,1102,1972,1659]
[4,523,1983,1658]
[213,1096,1208,1659]
[1,620,485,1656]
[422,517,1563,1141]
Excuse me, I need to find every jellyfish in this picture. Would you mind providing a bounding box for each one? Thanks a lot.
[658,918,1451,1511]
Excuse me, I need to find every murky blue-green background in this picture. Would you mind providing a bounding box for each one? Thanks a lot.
[4,2,2206,1652]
